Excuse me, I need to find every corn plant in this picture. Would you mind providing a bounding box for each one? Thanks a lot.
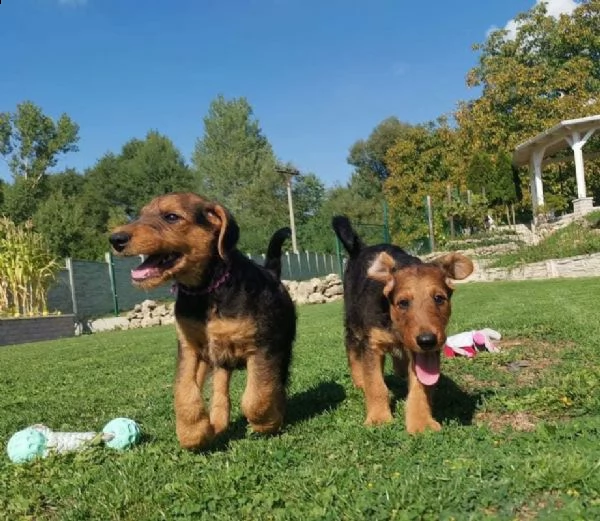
[0,217,61,317]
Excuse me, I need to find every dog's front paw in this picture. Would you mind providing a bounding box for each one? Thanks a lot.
[406,417,441,434]
[248,416,283,435]
[176,418,215,450]
[364,410,393,426]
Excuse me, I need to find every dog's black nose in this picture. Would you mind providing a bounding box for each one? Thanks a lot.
[416,332,437,351]
[109,232,131,252]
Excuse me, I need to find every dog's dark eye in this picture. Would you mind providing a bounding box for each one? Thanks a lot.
[163,213,181,223]
[397,299,410,310]
[433,294,447,305]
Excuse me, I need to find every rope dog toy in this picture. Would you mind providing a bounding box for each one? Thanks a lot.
[6,417,141,463]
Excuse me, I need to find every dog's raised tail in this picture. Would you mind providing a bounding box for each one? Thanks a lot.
[264,227,292,279]
[332,215,365,257]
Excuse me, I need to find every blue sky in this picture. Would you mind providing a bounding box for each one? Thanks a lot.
[0,0,564,186]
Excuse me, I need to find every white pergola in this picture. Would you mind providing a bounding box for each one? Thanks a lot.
[513,115,600,218]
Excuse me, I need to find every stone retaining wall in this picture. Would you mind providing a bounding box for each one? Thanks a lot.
[464,252,600,283]
[88,274,344,333]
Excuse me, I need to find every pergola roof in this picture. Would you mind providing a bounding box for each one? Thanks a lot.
[513,114,600,167]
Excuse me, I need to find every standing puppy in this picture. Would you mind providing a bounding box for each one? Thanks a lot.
[332,216,473,434]
[109,192,296,449]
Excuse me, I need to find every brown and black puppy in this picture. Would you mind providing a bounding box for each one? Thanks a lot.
[109,192,296,450]
[332,216,473,434]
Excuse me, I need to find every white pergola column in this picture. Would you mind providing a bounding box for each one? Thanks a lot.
[529,148,545,211]
[566,129,597,199]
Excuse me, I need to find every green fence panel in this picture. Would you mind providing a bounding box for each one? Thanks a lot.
[45,250,341,319]
[70,260,114,318]
[47,268,74,315]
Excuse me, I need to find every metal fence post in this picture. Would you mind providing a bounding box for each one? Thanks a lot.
[335,236,344,279]
[105,251,120,317]
[285,252,292,280]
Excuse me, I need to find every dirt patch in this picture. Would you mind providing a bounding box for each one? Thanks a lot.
[459,373,501,391]
[514,359,554,386]
[496,338,572,385]
[475,411,539,432]
[514,493,564,521]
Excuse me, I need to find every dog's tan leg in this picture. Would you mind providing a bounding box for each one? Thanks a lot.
[210,367,231,435]
[241,353,286,434]
[362,349,393,425]
[347,347,364,389]
[405,353,441,434]
[174,344,214,449]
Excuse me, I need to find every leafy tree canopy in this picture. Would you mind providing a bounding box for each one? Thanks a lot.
[457,1,600,153]
[0,101,79,184]
[192,95,289,251]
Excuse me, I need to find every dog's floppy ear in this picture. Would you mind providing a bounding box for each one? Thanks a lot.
[367,251,397,296]
[208,204,239,260]
[431,253,474,283]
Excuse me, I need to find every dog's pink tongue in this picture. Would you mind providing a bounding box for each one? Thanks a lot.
[131,266,161,281]
[415,353,440,386]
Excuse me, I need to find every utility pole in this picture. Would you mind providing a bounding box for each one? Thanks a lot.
[275,165,299,253]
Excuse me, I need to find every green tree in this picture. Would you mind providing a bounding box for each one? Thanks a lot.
[47,168,86,199]
[292,173,326,226]
[458,2,600,153]
[347,117,412,186]
[385,120,462,246]
[492,150,519,224]
[83,131,193,223]
[0,178,5,212]
[0,101,79,222]
[33,191,103,260]
[120,131,194,213]
[2,176,49,224]
[193,95,276,210]
[346,117,414,229]
[37,131,194,260]
[456,1,600,215]
[192,95,288,251]
[466,152,495,197]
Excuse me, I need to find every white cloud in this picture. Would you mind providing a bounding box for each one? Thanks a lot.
[541,0,578,18]
[489,0,579,39]
[58,0,88,6]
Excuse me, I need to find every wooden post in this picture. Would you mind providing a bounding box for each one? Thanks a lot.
[446,185,454,238]
[426,195,435,253]
[66,257,78,317]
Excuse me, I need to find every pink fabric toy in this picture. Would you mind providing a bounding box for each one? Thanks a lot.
[444,328,501,358]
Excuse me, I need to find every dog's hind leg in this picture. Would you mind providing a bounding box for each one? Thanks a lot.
[242,353,286,435]
[346,331,365,389]
[174,343,214,449]
[210,367,231,435]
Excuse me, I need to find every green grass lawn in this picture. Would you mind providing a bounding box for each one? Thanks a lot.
[2,278,600,520]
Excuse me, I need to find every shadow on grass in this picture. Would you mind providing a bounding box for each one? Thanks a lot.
[207,380,346,452]
[385,373,484,426]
